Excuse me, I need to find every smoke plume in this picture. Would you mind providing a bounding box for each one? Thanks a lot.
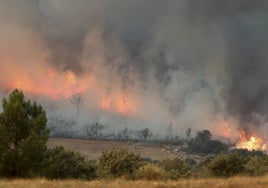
[0,0,268,138]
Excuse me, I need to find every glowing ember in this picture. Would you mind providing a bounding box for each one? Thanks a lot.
[236,133,267,151]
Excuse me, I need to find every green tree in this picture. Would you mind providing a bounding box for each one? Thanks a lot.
[0,89,49,177]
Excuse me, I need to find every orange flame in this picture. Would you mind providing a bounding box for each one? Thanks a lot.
[101,97,111,110]
[6,68,92,99]
[101,93,137,117]
[116,95,136,116]
[236,131,267,151]
[223,123,231,138]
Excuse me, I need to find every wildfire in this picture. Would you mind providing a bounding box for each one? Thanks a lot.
[236,132,267,151]
[101,97,111,110]
[5,67,92,99]
[101,93,137,117]
[2,58,137,117]
[223,123,231,137]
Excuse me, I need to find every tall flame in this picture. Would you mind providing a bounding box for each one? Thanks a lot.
[101,93,137,117]
[236,131,267,151]
[1,57,137,117]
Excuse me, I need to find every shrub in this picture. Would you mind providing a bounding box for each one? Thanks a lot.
[159,157,190,179]
[244,156,268,176]
[207,153,245,177]
[135,164,166,180]
[228,149,267,158]
[97,149,141,178]
[184,158,197,167]
[43,146,96,179]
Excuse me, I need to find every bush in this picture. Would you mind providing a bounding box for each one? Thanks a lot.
[244,156,268,176]
[207,153,245,177]
[192,155,216,177]
[135,164,166,180]
[43,146,96,179]
[184,158,197,167]
[97,149,141,178]
[159,157,190,179]
[228,149,267,158]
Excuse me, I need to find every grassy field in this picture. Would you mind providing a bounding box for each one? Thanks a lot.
[0,175,268,188]
[47,138,206,161]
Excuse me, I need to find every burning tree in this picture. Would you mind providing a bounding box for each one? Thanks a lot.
[70,92,85,118]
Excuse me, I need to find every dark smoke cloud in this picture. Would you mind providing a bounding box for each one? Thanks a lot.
[1,0,268,137]
[184,0,268,134]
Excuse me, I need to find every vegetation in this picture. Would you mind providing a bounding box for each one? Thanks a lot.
[70,92,85,118]
[85,122,106,139]
[1,176,268,188]
[0,89,49,177]
[159,157,190,179]
[0,90,268,182]
[244,156,268,176]
[97,149,142,178]
[135,164,165,180]
[43,146,96,179]
[207,153,245,177]
[187,130,228,154]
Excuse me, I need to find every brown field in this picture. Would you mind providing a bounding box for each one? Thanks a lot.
[1,176,268,188]
[47,138,205,161]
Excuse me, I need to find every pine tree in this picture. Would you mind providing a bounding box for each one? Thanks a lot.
[0,89,49,177]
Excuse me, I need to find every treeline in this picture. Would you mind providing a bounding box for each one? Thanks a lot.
[49,119,231,155]
[1,90,268,180]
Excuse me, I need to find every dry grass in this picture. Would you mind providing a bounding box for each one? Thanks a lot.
[47,138,207,162]
[47,138,179,161]
[1,176,268,188]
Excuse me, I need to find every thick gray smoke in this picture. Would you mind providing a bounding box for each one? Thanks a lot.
[1,0,268,138]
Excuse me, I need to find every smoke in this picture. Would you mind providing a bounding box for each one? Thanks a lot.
[0,0,268,138]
